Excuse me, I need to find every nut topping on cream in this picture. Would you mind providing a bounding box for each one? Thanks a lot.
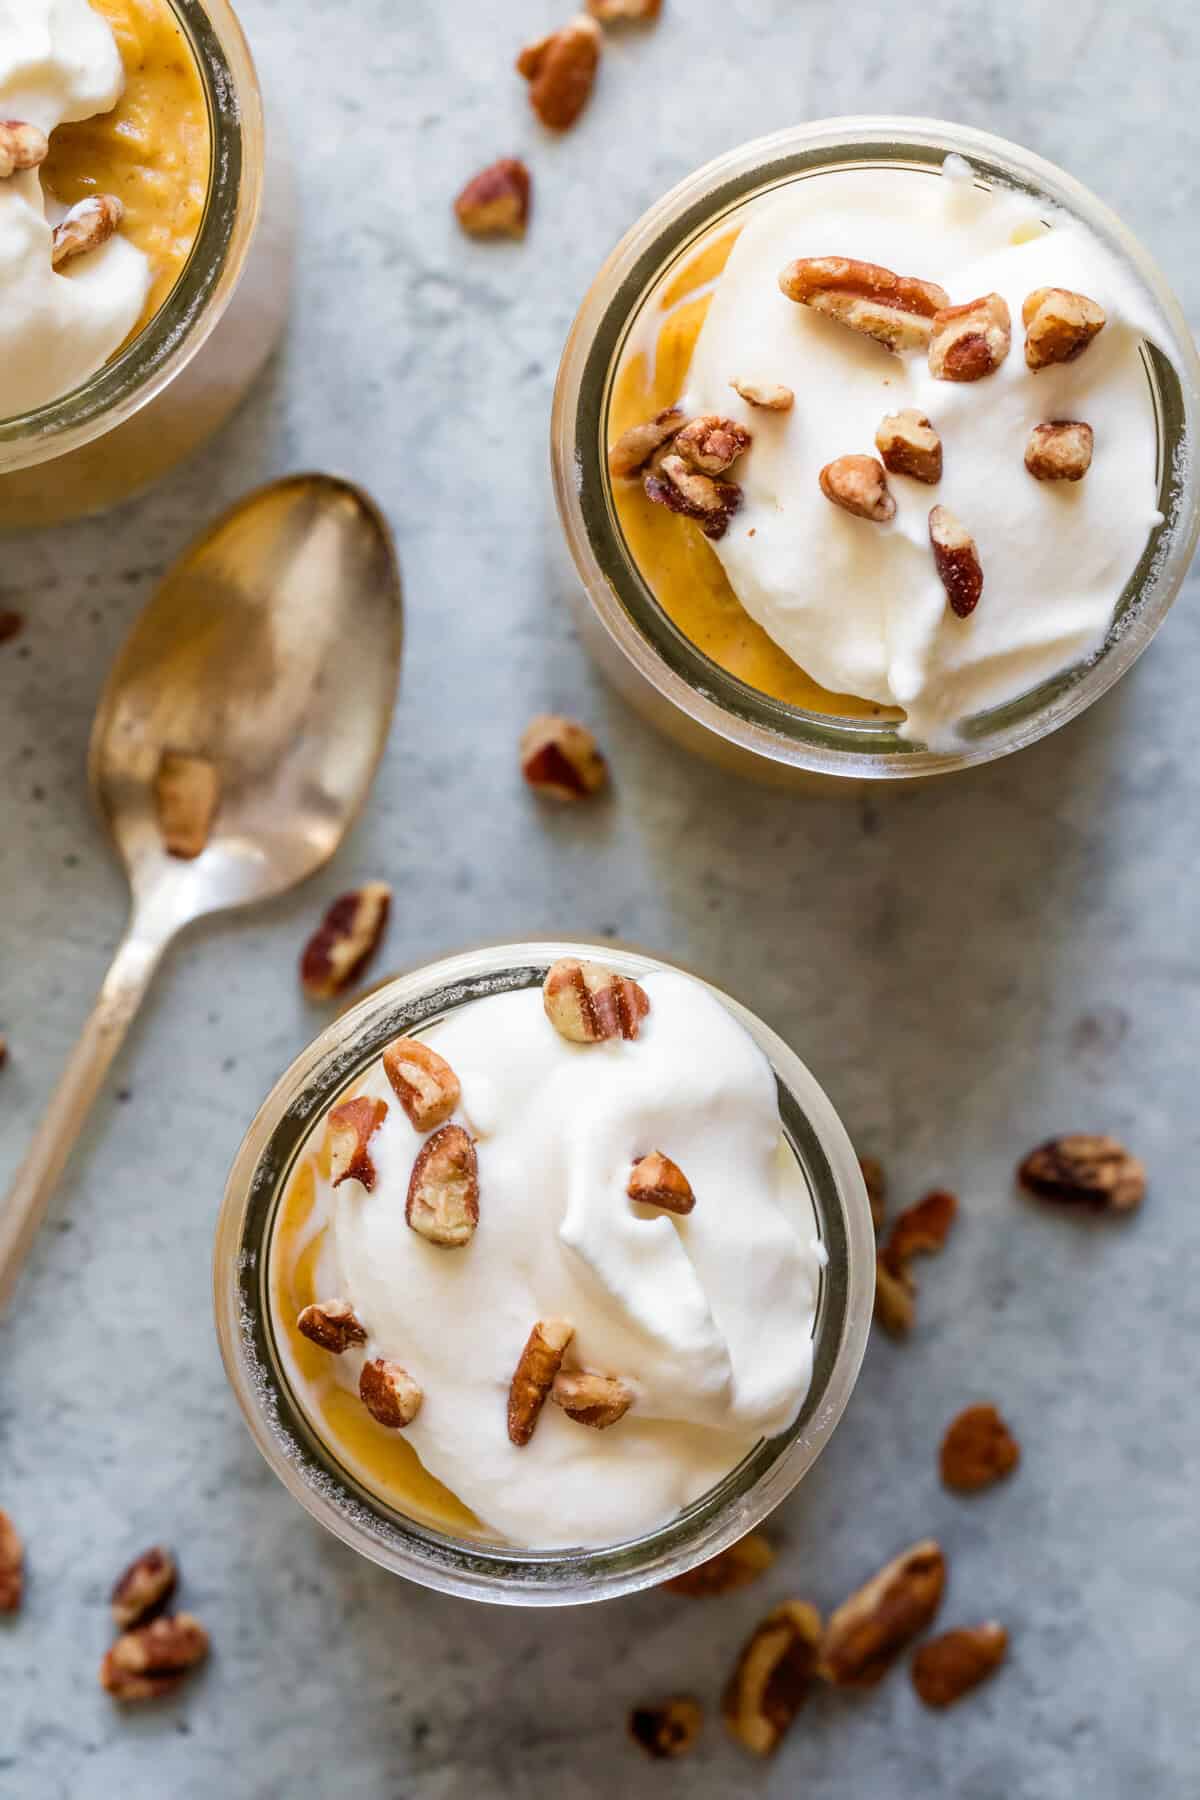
[928,291,1011,381]
[508,1317,574,1445]
[875,409,943,484]
[1024,419,1094,482]
[551,1369,634,1429]
[778,255,949,353]
[359,1358,423,1429]
[543,956,650,1042]
[730,377,794,411]
[627,1150,695,1214]
[406,1123,480,1247]
[928,505,984,618]
[1022,285,1106,370]
[328,1097,388,1191]
[383,1037,461,1131]
[820,454,896,522]
[297,1298,368,1354]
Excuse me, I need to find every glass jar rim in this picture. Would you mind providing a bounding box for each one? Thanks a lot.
[213,941,875,1606]
[551,116,1200,780]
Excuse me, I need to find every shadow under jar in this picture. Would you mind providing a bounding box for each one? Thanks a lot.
[0,0,293,529]
[551,117,1200,785]
[213,942,875,1606]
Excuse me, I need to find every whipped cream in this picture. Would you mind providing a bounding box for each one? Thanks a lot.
[286,970,823,1548]
[0,0,150,417]
[680,160,1165,747]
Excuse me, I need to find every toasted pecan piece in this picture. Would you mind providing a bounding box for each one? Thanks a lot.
[1023,286,1106,370]
[328,1096,388,1192]
[629,1697,702,1759]
[665,1531,775,1597]
[928,292,1011,381]
[672,414,752,476]
[1025,420,1094,482]
[875,409,943,484]
[929,505,983,618]
[912,1623,1007,1707]
[874,1252,915,1337]
[0,610,23,645]
[588,0,661,19]
[627,1151,694,1214]
[859,1154,887,1231]
[300,882,392,1000]
[551,1369,633,1428]
[517,15,602,131]
[154,750,220,859]
[820,1540,945,1687]
[0,120,49,178]
[940,1404,1021,1493]
[100,1614,209,1702]
[1017,1133,1145,1212]
[359,1359,423,1428]
[406,1123,480,1247]
[723,1600,822,1756]
[453,157,530,238]
[383,1036,461,1131]
[543,957,649,1043]
[51,194,124,267]
[520,714,608,800]
[820,454,895,522]
[508,1317,574,1445]
[730,377,794,411]
[607,407,685,478]
[881,1188,958,1273]
[111,1547,177,1631]
[297,1298,368,1354]
[0,1508,23,1613]
[644,451,742,540]
[779,256,949,353]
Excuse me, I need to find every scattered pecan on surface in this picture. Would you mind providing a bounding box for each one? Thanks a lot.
[874,1253,916,1338]
[516,15,602,131]
[0,1509,23,1612]
[929,505,983,618]
[100,1614,209,1702]
[730,378,793,411]
[520,715,608,801]
[1025,421,1094,482]
[1023,287,1106,370]
[588,0,662,21]
[406,1123,480,1247]
[723,1600,822,1756]
[629,1697,702,1759]
[778,256,949,353]
[453,158,531,238]
[51,195,123,266]
[859,1154,887,1232]
[912,1623,1007,1707]
[508,1318,574,1445]
[0,120,49,178]
[875,409,943,484]
[383,1037,461,1131]
[552,1370,634,1428]
[300,882,392,1001]
[543,957,649,1043]
[1017,1133,1145,1213]
[820,454,895,522]
[0,610,24,644]
[359,1359,423,1429]
[111,1547,178,1631]
[328,1095,388,1192]
[665,1531,774,1597]
[928,292,1011,381]
[940,1404,1021,1493]
[297,1298,368,1355]
[881,1188,958,1272]
[820,1540,946,1688]
[627,1151,694,1215]
[607,407,685,478]
[154,750,220,859]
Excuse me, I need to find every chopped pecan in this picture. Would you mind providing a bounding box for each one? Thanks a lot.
[0,120,49,178]
[929,505,983,618]
[940,1404,1020,1493]
[874,1253,916,1337]
[0,609,23,644]
[383,1037,461,1131]
[520,714,608,800]
[820,1540,946,1688]
[1023,287,1106,370]
[100,1614,209,1702]
[406,1124,480,1247]
[516,15,602,131]
[672,414,752,475]
[912,1623,1007,1707]
[543,957,649,1043]
[551,1369,633,1428]
[297,1298,368,1354]
[588,0,661,19]
[0,1035,8,1072]
[328,1096,388,1192]
[730,378,794,411]
[859,1154,887,1232]
[508,1317,574,1445]
[665,1531,774,1597]
[629,1697,702,1759]
[723,1600,822,1756]
[820,455,895,523]
[627,1151,694,1214]
[300,882,392,1000]
[778,256,949,353]
[1017,1133,1145,1212]
[51,194,124,267]
[359,1358,423,1429]
[882,1188,958,1273]
[154,750,220,859]
[1025,420,1094,482]
[111,1547,177,1630]
[928,292,1011,381]
[644,451,742,540]
[453,157,530,238]
[0,1508,23,1613]
[875,410,942,484]
[607,407,685,478]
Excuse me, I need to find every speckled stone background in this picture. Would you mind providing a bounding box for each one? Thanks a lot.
[3,1,1200,1794]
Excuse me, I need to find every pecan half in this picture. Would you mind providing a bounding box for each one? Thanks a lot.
[328,1096,388,1192]
[516,15,602,131]
[940,1404,1021,1493]
[629,1697,702,1759]
[588,0,661,20]
[1017,1133,1145,1212]
[0,120,49,178]
[300,883,392,1001]
[359,1358,423,1429]
[0,1509,23,1613]
[607,407,685,478]
[820,1541,946,1687]
[100,1614,209,1702]
[406,1124,480,1247]
[723,1600,822,1757]
[778,256,949,353]
[543,957,649,1042]
[875,410,942,484]
[508,1318,574,1445]
[627,1151,694,1214]
[453,157,530,238]
[874,1253,915,1337]
[1023,287,1106,370]
[644,452,742,540]
[520,714,608,801]
[551,1369,633,1428]
[672,414,753,475]
[859,1154,887,1232]
[111,1547,177,1630]
[297,1298,368,1354]
[51,194,124,267]
[1025,420,1094,482]
[0,610,23,645]
[383,1037,461,1131]
[928,292,1011,381]
[929,505,983,618]
[665,1531,774,1597]
[882,1188,958,1273]
[912,1623,1007,1707]
[820,454,895,523]
[730,378,793,411]
[154,750,220,859]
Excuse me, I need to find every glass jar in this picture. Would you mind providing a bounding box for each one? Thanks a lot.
[213,942,875,1606]
[0,0,293,528]
[551,116,1200,783]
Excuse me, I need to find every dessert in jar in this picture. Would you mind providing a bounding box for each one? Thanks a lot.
[215,944,874,1601]
[552,120,1200,780]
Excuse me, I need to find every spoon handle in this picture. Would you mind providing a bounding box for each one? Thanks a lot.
[0,924,168,1314]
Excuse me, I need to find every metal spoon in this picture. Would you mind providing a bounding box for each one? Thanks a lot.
[0,473,403,1310]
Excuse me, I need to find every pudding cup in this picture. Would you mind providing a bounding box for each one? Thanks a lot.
[551,116,1200,784]
[213,942,874,1607]
[0,0,293,529]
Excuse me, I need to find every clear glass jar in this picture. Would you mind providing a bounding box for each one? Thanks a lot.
[213,942,875,1606]
[551,117,1200,783]
[0,0,293,528]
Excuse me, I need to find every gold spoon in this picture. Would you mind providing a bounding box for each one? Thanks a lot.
[0,473,403,1311]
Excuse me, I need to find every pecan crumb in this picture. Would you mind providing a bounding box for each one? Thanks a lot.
[820,454,895,522]
[520,714,608,801]
[297,1298,368,1355]
[454,158,531,238]
[629,1696,702,1759]
[644,451,742,540]
[100,1614,209,1702]
[300,882,392,1001]
[607,407,685,478]
[552,1369,633,1428]
[859,1154,887,1231]
[730,378,793,411]
[0,610,23,645]
[359,1359,423,1429]
[154,750,220,859]
[928,292,1011,381]
[543,957,649,1043]
[940,1404,1021,1493]
[0,1508,23,1613]
[517,16,602,131]
[383,1036,461,1131]
[723,1600,822,1756]
[508,1317,574,1445]
[406,1124,480,1248]
[328,1095,388,1192]
[875,410,943,484]
[0,120,49,178]
[588,0,661,20]
[627,1151,694,1215]
[882,1188,958,1272]
[665,1531,774,1597]
[51,194,124,267]
[1017,1133,1145,1212]
[1025,420,1094,482]
[820,1540,945,1688]
[778,256,949,353]
[912,1623,1007,1707]
[672,414,752,476]
[1023,287,1106,370]
[929,505,983,618]
[111,1547,178,1631]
